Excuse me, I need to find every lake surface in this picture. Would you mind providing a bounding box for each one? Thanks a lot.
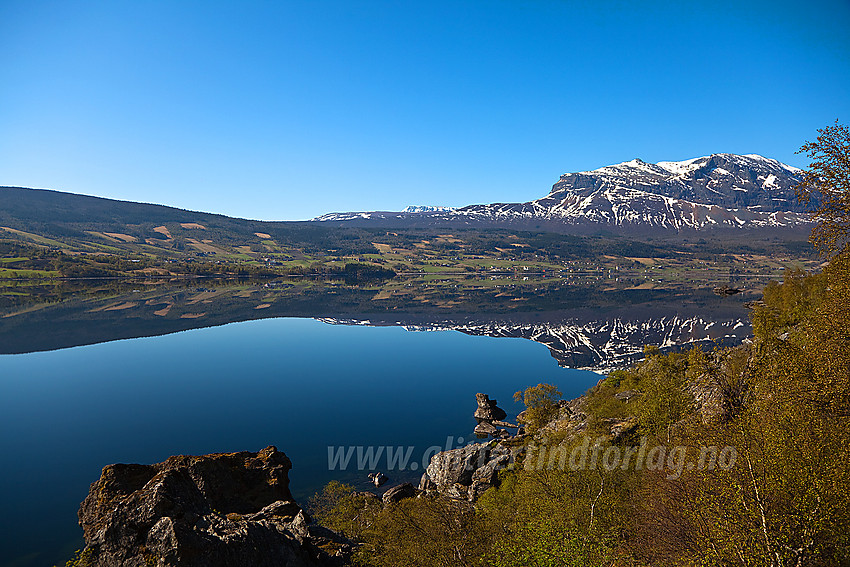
[0,317,601,567]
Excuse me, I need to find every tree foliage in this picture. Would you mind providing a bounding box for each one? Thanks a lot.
[514,383,562,433]
[358,496,489,567]
[634,255,850,566]
[308,481,382,541]
[795,120,850,255]
[478,466,632,567]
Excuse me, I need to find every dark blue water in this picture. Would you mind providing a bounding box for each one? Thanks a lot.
[0,317,599,567]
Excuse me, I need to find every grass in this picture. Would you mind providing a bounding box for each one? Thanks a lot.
[0,268,61,279]
[0,227,68,248]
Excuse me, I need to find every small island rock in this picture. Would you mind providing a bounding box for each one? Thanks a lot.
[474,393,508,423]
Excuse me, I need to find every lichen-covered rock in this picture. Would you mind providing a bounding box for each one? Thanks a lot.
[77,446,350,566]
[421,441,519,501]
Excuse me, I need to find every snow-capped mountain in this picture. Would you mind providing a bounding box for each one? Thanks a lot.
[313,206,455,221]
[312,154,811,232]
[402,205,456,213]
[316,312,751,372]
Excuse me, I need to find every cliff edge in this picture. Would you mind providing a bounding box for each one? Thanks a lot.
[77,446,350,567]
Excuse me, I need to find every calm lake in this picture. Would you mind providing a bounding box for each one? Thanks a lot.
[0,316,601,567]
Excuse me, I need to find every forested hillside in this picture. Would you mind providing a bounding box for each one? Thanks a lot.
[311,254,849,566]
[308,124,850,567]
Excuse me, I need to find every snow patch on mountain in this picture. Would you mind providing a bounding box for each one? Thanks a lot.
[311,154,811,231]
[452,153,810,230]
[403,205,456,213]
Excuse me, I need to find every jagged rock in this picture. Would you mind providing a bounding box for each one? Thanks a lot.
[474,422,498,437]
[474,393,516,439]
[367,472,388,487]
[469,452,512,499]
[77,446,350,567]
[426,444,488,487]
[382,483,417,505]
[421,441,518,501]
[473,393,507,423]
[245,500,302,521]
[418,473,435,491]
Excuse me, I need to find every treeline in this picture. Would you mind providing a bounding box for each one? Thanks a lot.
[312,252,850,566]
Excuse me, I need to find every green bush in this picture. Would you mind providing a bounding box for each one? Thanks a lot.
[514,383,562,433]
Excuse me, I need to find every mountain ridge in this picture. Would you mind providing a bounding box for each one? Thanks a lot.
[313,153,811,233]
[0,152,814,263]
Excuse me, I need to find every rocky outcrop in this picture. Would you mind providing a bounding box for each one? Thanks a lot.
[520,397,587,438]
[77,446,350,567]
[686,348,751,424]
[473,421,500,437]
[367,472,388,487]
[415,394,525,501]
[523,393,639,442]
[473,393,519,439]
[473,393,507,423]
[381,483,417,505]
[419,441,520,501]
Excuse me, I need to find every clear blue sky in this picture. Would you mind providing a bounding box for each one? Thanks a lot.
[1,0,848,220]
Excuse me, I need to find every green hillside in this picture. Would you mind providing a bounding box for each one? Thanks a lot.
[0,186,816,285]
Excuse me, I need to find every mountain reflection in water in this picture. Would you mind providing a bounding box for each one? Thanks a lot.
[0,277,755,369]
